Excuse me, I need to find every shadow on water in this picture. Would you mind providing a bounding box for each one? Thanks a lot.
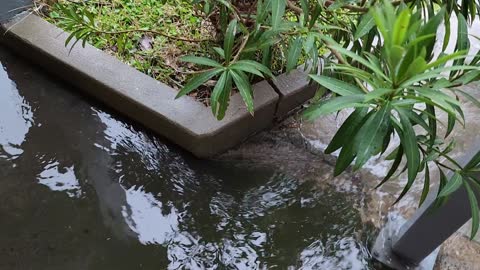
[0,46,379,269]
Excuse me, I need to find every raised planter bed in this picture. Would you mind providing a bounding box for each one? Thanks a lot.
[0,13,317,158]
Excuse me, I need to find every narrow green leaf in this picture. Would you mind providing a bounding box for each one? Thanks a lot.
[325,108,368,154]
[327,44,391,82]
[364,88,392,102]
[224,19,238,63]
[465,150,480,170]
[464,181,479,239]
[176,69,222,98]
[455,14,470,60]
[231,70,254,114]
[333,110,372,176]
[231,60,274,78]
[181,56,222,68]
[217,72,233,120]
[454,88,480,111]
[455,70,480,85]
[303,33,315,54]
[354,12,376,40]
[286,37,303,72]
[443,17,451,51]
[303,95,366,120]
[211,71,228,116]
[354,103,392,169]
[419,165,430,206]
[445,113,455,138]
[392,9,411,45]
[213,47,225,59]
[396,108,421,198]
[400,109,430,132]
[425,50,467,70]
[271,0,286,30]
[300,0,309,25]
[309,75,364,96]
[376,145,403,188]
[438,171,463,197]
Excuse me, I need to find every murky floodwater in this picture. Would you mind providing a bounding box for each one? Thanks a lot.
[0,0,32,23]
[0,47,377,269]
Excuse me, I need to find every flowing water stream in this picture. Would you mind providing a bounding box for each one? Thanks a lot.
[0,46,379,269]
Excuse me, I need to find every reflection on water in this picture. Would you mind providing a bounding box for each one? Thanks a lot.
[38,161,82,198]
[0,65,33,159]
[0,46,375,269]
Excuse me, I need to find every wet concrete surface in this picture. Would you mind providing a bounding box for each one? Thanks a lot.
[0,46,381,269]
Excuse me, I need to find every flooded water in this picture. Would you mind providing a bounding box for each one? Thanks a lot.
[0,47,377,269]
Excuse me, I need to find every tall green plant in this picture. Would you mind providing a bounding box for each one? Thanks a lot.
[306,2,480,238]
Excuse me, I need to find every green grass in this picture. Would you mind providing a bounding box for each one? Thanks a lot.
[40,0,217,91]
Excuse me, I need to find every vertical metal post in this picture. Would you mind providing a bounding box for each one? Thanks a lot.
[372,151,480,269]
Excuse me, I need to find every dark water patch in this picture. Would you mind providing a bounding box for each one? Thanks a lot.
[0,0,32,23]
[0,47,376,269]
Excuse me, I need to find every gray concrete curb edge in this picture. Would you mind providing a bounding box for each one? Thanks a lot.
[0,13,316,158]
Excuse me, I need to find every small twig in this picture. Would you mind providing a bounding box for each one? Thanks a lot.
[7,5,33,13]
[232,34,249,63]
[182,68,216,74]
[65,0,112,6]
[286,0,303,14]
[246,0,258,20]
[97,28,214,43]
[325,0,369,12]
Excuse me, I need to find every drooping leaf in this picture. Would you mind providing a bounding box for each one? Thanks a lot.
[354,12,376,40]
[231,70,254,115]
[394,108,421,202]
[464,180,479,239]
[419,165,430,206]
[354,103,392,169]
[213,47,225,59]
[304,95,366,120]
[325,108,368,154]
[181,56,222,68]
[438,171,463,197]
[309,75,364,96]
[231,60,274,79]
[445,113,456,138]
[376,145,404,188]
[176,69,222,98]
[211,71,229,116]
[465,150,480,170]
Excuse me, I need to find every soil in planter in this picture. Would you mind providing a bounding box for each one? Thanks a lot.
[31,0,281,105]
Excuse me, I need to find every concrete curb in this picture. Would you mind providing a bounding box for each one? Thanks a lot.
[0,14,314,158]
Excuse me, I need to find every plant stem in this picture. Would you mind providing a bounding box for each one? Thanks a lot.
[232,34,250,63]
